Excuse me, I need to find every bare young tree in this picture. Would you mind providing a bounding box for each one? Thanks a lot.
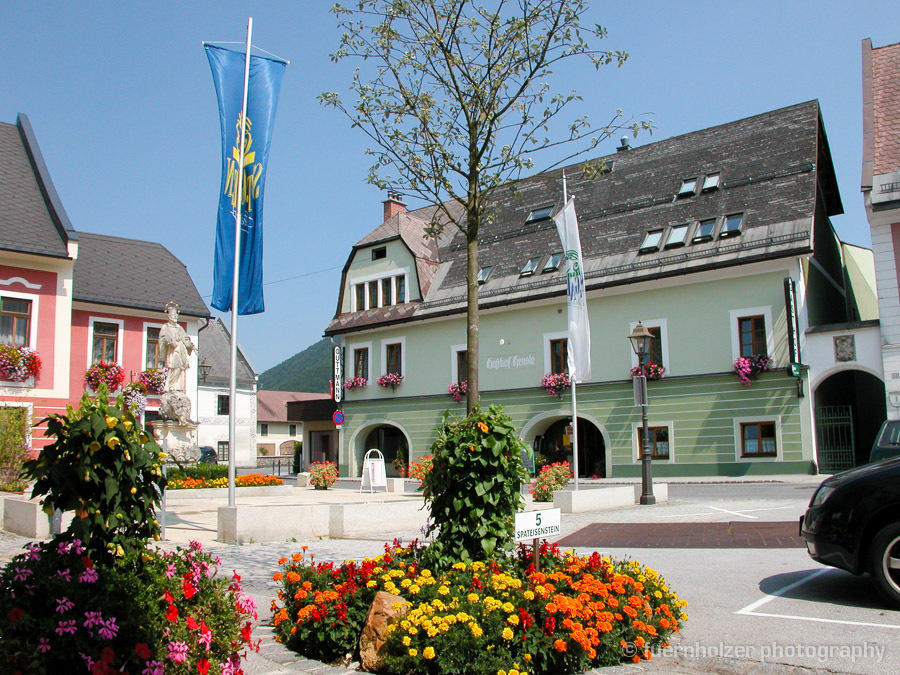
[321,0,648,413]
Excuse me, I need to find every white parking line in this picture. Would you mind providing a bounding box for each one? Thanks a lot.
[658,505,795,519]
[736,568,900,630]
[707,505,758,519]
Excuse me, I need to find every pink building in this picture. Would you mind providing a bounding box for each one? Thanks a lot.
[0,114,208,452]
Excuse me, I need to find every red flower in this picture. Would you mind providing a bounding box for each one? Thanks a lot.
[100,647,115,663]
[7,607,23,623]
[241,621,253,643]
[135,643,151,659]
[81,556,94,569]
[163,589,174,604]
[183,576,197,599]
[186,616,199,630]
[232,570,241,583]
[165,604,179,622]
[196,659,210,674]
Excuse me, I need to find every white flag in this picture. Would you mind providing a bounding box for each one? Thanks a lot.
[553,197,591,382]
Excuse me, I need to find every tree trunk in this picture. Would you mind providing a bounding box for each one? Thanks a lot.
[466,226,480,414]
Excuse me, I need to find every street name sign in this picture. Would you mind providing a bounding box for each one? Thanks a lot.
[514,508,561,542]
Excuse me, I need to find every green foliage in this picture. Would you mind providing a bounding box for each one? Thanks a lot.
[0,406,29,492]
[292,441,303,474]
[258,338,332,392]
[166,463,228,482]
[0,537,257,673]
[21,384,166,562]
[422,405,528,565]
[530,461,573,502]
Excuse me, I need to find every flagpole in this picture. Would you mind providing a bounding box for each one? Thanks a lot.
[562,172,580,491]
[228,16,252,508]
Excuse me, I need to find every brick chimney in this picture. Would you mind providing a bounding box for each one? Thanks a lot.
[383,191,407,221]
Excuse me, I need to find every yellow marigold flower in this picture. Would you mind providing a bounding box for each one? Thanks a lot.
[408,627,418,635]
[438,585,449,595]
[452,561,466,570]
[498,670,507,675]
[502,626,514,640]
[477,421,489,433]
[510,670,520,675]
[423,646,435,660]
[501,602,515,613]
[507,614,519,626]
[408,648,417,657]
[106,436,120,449]
[469,623,483,637]
[105,415,117,429]
[420,569,432,578]
[367,580,377,588]
[523,590,535,601]
[402,636,411,646]
[401,578,412,588]
[409,585,420,594]
[524,654,532,662]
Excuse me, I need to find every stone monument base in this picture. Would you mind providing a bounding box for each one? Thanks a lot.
[151,420,199,464]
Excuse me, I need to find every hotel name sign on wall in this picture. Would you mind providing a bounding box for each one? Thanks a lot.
[485,352,537,370]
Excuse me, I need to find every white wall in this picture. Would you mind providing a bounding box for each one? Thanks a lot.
[196,385,257,467]
[806,325,884,392]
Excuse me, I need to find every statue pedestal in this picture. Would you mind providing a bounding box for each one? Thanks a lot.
[151,420,199,463]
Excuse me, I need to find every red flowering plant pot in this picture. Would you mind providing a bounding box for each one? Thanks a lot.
[630,361,665,381]
[541,372,571,398]
[0,344,41,382]
[376,372,404,390]
[139,368,167,395]
[343,375,368,391]
[733,354,773,386]
[84,361,126,393]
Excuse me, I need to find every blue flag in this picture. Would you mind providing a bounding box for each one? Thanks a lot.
[205,44,286,315]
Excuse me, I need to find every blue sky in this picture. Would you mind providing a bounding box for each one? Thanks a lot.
[2,1,898,373]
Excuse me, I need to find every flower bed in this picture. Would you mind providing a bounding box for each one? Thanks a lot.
[85,361,125,392]
[408,454,433,488]
[529,461,573,502]
[0,344,41,382]
[0,537,258,674]
[167,473,284,489]
[630,361,665,381]
[271,540,686,673]
[140,368,167,395]
[344,375,368,391]
[540,372,571,398]
[733,354,772,386]
[447,380,467,402]
[309,460,338,488]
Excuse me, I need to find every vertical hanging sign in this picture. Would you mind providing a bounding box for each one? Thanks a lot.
[783,277,801,365]
[333,346,343,406]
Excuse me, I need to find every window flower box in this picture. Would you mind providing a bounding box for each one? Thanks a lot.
[541,372,571,398]
[122,381,148,414]
[733,354,773,386]
[447,380,467,402]
[84,361,125,392]
[630,361,666,381]
[344,376,368,391]
[139,367,167,395]
[376,372,404,390]
[0,345,41,383]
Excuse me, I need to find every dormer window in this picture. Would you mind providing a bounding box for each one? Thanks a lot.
[520,258,540,277]
[477,266,493,284]
[525,206,553,223]
[677,178,697,198]
[543,252,563,272]
[639,230,664,253]
[702,173,721,191]
[372,246,387,260]
[693,218,717,243]
[721,213,744,238]
[664,223,689,248]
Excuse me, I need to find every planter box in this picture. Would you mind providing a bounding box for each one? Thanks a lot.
[554,486,634,513]
[164,484,296,500]
[3,495,73,537]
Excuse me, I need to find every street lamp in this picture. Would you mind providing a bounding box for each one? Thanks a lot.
[198,358,212,384]
[628,322,656,505]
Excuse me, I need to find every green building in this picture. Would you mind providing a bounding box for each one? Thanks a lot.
[325,101,883,478]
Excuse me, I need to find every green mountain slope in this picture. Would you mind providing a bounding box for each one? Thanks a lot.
[258,338,333,393]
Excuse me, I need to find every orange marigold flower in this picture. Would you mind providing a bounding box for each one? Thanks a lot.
[302,581,312,590]
[477,421,489,433]
[286,571,301,584]
[273,572,283,582]
[553,639,567,652]
[292,553,302,562]
[278,557,288,565]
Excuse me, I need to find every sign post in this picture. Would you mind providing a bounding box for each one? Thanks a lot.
[332,346,343,406]
[514,508,561,571]
[360,448,387,493]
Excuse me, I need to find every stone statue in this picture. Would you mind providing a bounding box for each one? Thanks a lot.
[158,301,195,425]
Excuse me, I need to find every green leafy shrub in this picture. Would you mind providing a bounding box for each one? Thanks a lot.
[0,537,258,673]
[309,460,338,488]
[292,440,303,473]
[271,540,687,673]
[423,405,528,565]
[0,406,30,492]
[21,384,165,562]
[529,461,573,502]
[166,463,228,482]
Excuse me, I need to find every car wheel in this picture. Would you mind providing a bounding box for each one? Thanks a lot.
[869,522,900,607]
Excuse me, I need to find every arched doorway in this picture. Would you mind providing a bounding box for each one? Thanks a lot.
[529,417,606,478]
[362,424,409,477]
[814,369,886,471]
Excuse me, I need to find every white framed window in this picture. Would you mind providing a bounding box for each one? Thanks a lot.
[0,290,39,349]
[677,178,698,197]
[450,343,467,383]
[631,421,675,464]
[142,322,165,370]
[628,319,669,371]
[664,224,689,248]
[380,336,406,376]
[350,341,372,381]
[732,416,782,462]
[543,330,569,374]
[728,306,774,362]
[349,268,410,311]
[87,317,125,366]
[702,172,721,191]
[639,230,663,253]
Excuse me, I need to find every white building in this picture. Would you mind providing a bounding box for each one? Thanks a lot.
[196,318,258,467]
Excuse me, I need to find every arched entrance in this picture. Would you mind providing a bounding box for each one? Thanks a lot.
[814,369,886,471]
[361,424,409,477]
[524,415,607,478]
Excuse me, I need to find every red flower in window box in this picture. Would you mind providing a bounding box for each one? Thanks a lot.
[0,345,41,382]
[541,372,571,398]
[630,361,665,381]
[84,361,125,392]
[733,354,772,386]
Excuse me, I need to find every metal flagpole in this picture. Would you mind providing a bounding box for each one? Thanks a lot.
[563,172,580,490]
[228,16,253,508]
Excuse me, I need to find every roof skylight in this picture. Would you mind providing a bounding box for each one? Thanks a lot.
[677,178,698,198]
[525,206,554,223]
[639,230,664,253]
[702,173,721,191]
[692,218,717,243]
[721,213,744,237]
[520,258,540,277]
[477,266,493,284]
[664,223,689,248]
[543,252,564,272]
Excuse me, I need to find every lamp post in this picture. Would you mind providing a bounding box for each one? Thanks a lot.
[628,322,656,505]
[198,358,212,385]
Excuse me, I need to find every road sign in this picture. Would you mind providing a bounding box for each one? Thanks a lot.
[332,410,344,426]
[514,508,561,542]
[332,346,343,404]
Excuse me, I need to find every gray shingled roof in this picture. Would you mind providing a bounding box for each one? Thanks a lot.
[197,318,256,387]
[73,232,209,318]
[0,116,76,258]
[327,100,839,335]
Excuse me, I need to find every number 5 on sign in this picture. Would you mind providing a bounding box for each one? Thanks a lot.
[514,508,560,542]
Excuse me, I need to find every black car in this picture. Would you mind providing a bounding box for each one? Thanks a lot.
[800,456,900,606]
[870,420,900,463]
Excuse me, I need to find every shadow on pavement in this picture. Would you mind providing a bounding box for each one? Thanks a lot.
[758,567,895,612]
